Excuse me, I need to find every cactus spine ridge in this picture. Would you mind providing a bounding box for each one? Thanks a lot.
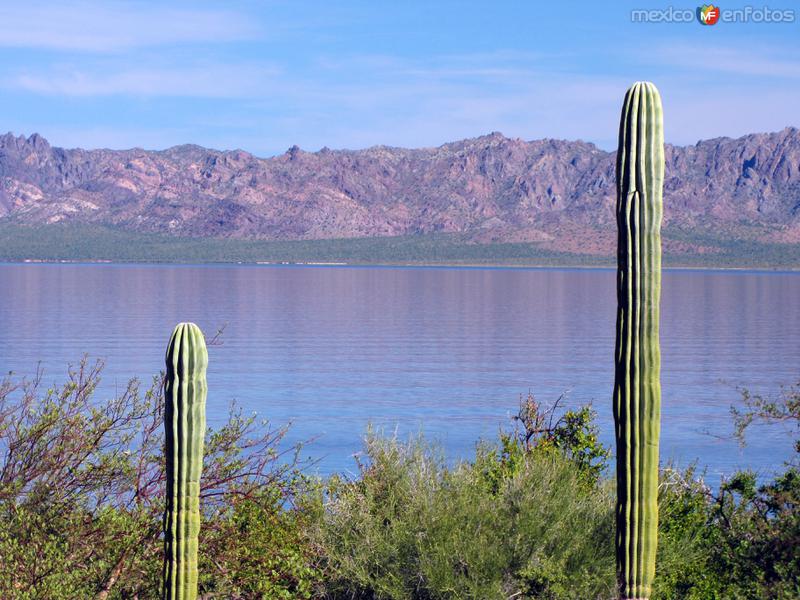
[613,81,663,600]
[162,322,207,600]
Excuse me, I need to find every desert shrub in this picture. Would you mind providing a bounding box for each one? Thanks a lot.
[3,361,797,599]
[0,359,320,599]
[652,465,721,599]
[652,382,800,599]
[652,465,800,600]
[199,487,321,599]
[314,396,616,600]
[485,392,610,490]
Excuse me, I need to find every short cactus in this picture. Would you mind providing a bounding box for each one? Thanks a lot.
[613,82,664,600]
[162,323,207,600]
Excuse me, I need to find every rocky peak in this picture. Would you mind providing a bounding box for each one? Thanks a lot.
[0,128,797,248]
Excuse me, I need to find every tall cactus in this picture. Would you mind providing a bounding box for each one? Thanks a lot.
[613,82,664,600]
[163,323,208,600]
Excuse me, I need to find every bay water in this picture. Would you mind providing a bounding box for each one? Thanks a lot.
[1,263,797,484]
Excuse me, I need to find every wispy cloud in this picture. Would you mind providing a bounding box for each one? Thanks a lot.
[653,42,800,79]
[0,2,259,52]
[3,39,798,154]
[11,63,282,97]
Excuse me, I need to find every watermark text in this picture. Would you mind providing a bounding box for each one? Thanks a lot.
[631,5,795,24]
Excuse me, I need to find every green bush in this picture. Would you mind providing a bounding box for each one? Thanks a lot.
[2,362,798,599]
[0,359,320,599]
[314,389,800,600]
[199,488,321,599]
[314,406,617,600]
[652,465,800,600]
[652,382,800,599]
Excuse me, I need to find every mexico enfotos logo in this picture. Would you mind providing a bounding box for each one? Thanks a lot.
[697,4,721,25]
[631,5,795,24]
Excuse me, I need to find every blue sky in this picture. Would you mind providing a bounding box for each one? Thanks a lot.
[1,0,798,155]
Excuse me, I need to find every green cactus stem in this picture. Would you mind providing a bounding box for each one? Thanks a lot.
[613,81,664,600]
[162,322,207,600]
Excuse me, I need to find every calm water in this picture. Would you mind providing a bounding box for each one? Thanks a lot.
[0,263,798,483]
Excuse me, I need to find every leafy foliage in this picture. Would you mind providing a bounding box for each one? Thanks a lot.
[1,363,798,599]
[653,465,800,599]
[314,395,617,600]
[0,359,318,599]
[508,392,610,484]
[199,488,321,599]
[652,382,800,599]
[732,380,800,457]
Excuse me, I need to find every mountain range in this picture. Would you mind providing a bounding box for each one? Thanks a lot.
[1,128,799,256]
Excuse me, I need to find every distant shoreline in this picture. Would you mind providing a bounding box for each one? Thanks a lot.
[1,223,798,271]
[3,258,799,274]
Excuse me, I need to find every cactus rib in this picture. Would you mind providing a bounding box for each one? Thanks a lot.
[163,322,207,600]
[613,81,664,600]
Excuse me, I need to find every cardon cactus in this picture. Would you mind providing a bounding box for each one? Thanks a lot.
[163,323,208,600]
[613,82,664,600]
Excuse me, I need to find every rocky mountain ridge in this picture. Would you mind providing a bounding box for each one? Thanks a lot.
[1,128,799,253]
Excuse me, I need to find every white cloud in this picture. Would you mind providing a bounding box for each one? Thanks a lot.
[6,47,797,155]
[0,1,259,52]
[11,63,282,97]
[653,42,800,79]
